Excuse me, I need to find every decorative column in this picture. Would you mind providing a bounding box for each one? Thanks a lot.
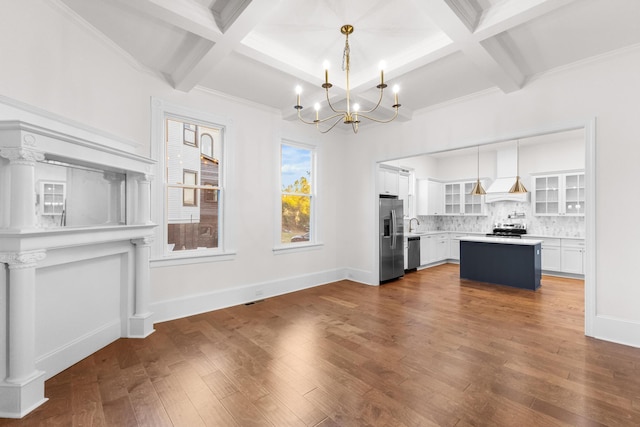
[0,146,44,229]
[129,237,154,338]
[103,172,123,225]
[135,173,153,225]
[0,250,48,418]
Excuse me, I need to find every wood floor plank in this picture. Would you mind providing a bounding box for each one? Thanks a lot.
[4,264,640,426]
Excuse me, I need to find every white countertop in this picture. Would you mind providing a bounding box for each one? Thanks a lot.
[460,236,543,246]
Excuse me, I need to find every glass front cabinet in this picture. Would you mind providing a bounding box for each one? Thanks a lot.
[443,181,486,216]
[533,172,585,216]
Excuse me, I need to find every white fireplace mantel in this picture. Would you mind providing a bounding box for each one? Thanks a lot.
[0,117,156,419]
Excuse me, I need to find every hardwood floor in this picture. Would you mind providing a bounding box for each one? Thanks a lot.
[3,264,640,426]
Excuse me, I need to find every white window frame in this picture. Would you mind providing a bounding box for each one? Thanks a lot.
[274,139,321,252]
[150,98,236,266]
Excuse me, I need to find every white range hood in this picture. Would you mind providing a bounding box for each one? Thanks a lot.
[485,147,530,203]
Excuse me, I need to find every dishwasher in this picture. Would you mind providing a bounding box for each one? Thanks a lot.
[407,236,420,270]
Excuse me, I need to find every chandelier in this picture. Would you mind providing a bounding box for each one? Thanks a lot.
[294,25,401,134]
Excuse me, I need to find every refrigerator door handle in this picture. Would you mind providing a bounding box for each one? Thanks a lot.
[391,208,397,250]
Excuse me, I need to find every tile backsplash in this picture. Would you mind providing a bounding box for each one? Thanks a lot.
[410,201,584,237]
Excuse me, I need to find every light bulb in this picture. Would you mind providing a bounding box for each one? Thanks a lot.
[323,60,330,71]
[295,85,302,95]
[393,85,400,94]
[314,103,321,111]
[353,103,360,112]
[379,60,387,71]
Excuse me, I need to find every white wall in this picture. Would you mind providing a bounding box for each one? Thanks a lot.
[1,0,639,351]
[340,45,640,347]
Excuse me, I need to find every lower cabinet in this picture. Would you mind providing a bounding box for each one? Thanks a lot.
[562,239,586,274]
[420,233,449,265]
[449,233,467,261]
[419,235,431,265]
[540,238,562,271]
[533,236,585,275]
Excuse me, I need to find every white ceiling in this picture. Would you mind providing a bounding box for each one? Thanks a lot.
[58,0,640,128]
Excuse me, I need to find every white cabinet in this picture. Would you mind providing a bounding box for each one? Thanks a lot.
[539,238,562,271]
[562,239,586,274]
[417,179,443,215]
[435,233,449,261]
[442,181,486,216]
[398,173,410,215]
[449,233,467,260]
[419,233,449,265]
[444,183,461,214]
[419,235,430,265]
[378,167,399,196]
[463,181,485,215]
[531,236,585,275]
[533,172,585,216]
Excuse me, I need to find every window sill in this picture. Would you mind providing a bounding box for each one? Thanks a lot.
[150,249,236,267]
[273,241,324,254]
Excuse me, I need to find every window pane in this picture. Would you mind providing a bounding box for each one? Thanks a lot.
[281,195,311,243]
[281,145,312,194]
[167,187,219,251]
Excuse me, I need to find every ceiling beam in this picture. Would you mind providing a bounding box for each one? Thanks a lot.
[412,0,526,93]
[475,0,578,39]
[171,0,279,92]
[112,0,223,41]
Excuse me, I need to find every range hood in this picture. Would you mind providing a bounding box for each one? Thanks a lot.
[485,147,529,203]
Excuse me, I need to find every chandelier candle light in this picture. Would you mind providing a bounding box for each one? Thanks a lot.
[294,25,401,134]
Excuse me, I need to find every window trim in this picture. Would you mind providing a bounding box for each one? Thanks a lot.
[274,139,321,251]
[150,98,236,265]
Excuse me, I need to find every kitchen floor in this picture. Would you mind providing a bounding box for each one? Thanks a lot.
[5,265,638,426]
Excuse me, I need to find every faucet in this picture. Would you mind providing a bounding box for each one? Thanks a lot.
[409,217,420,233]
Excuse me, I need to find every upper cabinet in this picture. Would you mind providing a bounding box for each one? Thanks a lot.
[398,172,410,216]
[444,183,461,214]
[417,179,443,215]
[443,181,486,216]
[418,179,486,216]
[378,166,399,196]
[533,171,585,216]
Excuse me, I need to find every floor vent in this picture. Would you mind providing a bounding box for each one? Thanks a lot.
[244,300,264,306]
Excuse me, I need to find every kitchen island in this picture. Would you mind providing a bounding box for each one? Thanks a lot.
[459,236,543,290]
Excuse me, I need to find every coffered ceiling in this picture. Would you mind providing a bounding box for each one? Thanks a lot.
[58,0,640,126]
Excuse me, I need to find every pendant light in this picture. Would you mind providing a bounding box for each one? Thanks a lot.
[509,140,527,193]
[470,145,486,195]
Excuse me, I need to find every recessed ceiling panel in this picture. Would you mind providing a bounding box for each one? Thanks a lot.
[241,0,448,88]
[385,51,495,111]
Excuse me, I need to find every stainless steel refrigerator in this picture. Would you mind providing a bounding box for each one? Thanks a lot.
[379,197,404,283]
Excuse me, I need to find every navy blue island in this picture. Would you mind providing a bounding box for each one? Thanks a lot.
[459,236,543,290]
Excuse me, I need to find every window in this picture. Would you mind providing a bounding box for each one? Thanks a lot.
[280,142,315,245]
[151,99,233,264]
[165,117,223,252]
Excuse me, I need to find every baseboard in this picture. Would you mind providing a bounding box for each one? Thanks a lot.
[591,314,640,348]
[343,268,376,285]
[35,319,121,380]
[151,268,348,323]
